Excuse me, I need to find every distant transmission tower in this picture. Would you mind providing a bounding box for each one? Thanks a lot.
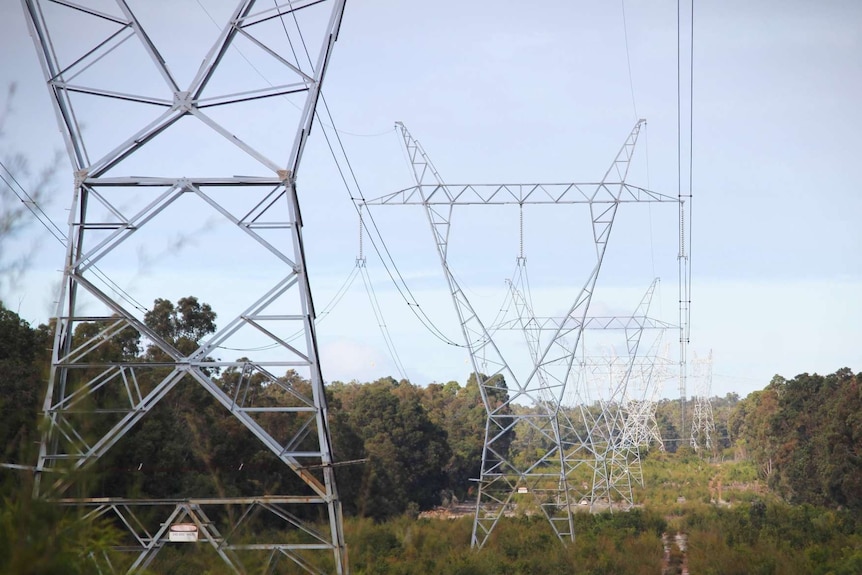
[592,279,667,501]
[563,278,673,508]
[24,1,348,573]
[623,339,673,453]
[364,120,678,547]
[690,350,715,452]
[503,276,671,510]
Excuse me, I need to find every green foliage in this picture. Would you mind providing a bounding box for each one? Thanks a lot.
[0,464,124,574]
[417,378,486,499]
[0,304,50,464]
[145,297,215,345]
[144,296,216,358]
[342,513,664,575]
[684,500,862,575]
[4,299,861,573]
[0,492,122,574]
[724,459,758,483]
[732,368,862,510]
[330,377,451,519]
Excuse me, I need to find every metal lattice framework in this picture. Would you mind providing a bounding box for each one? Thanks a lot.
[622,339,674,454]
[363,120,678,547]
[690,350,716,452]
[497,273,670,518]
[561,278,672,510]
[500,276,674,508]
[23,1,348,572]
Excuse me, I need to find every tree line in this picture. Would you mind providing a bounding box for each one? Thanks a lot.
[0,297,504,521]
[729,368,862,511]
[2,297,859,520]
[0,297,862,521]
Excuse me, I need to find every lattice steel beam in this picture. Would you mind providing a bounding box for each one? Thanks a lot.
[690,350,716,452]
[23,1,349,572]
[365,119,674,548]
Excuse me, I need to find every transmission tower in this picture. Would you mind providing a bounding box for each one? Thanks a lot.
[590,279,661,505]
[364,120,677,547]
[561,278,673,508]
[501,275,669,511]
[622,339,674,453]
[24,1,348,573]
[690,350,716,452]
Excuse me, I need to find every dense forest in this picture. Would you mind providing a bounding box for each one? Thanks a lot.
[1,298,860,573]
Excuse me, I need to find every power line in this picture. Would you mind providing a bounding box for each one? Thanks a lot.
[188,0,461,365]
[275,3,465,350]
[0,158,65,244]
[359,263,409,380]
[620,0,638,119]
[314,89,467,348]
[271,4,465,388]
[688,0,694,345]
[677,0,685,437]
[1,158,150,313]
[193,0,462,355]
[193,0,390,138]
[676,0,695,437]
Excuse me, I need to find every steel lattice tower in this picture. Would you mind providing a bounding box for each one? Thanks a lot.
[563,278,673,509]
[690,350,716,452]
[503,276,669,509]
[622,339,674,454]
[23,1,348,572]
[364,120,678,547]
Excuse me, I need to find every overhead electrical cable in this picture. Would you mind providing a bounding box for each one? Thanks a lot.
[620,1,661,321]
[304,83,453,340]
[675,0,694,435]
[316,264,362,322]
[354,209,409,379]
[215,265,362,352]
[316,101,466,349]
[687,0,694,346]
[192,0,382,137]
[645,125,657,282]
[1,158,150,313]
[620,0,638,119]
[676,0,685,436]
[0,159,65,244]
[269,1,467,385]
[359,263,409,380]
[274,2,466,350]
[190,0,459,358]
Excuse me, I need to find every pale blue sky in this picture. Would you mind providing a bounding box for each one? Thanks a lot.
[1,0,860,398]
